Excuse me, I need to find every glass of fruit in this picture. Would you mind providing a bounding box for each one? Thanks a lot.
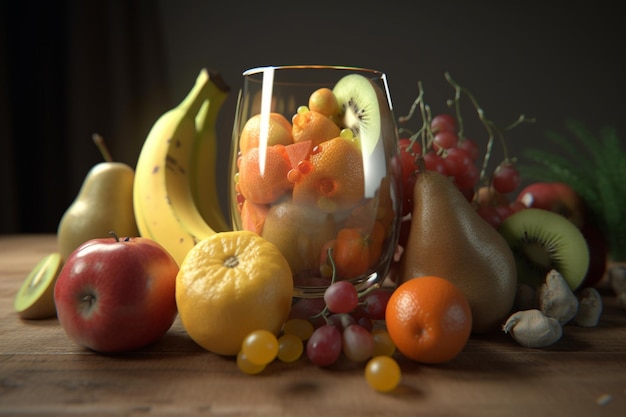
[229,65,402,298]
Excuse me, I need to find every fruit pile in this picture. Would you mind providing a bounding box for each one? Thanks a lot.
[233,258,472,393]
[233,74,398,288]
[13,67,625,395]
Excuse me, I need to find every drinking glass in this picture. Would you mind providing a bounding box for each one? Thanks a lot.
[229,65,402,297]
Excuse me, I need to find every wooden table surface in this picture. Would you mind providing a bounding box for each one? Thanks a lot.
[1,234,625,416]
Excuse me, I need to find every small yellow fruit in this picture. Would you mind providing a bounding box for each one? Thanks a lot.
[239,113,293,153]
[176,231,293,356]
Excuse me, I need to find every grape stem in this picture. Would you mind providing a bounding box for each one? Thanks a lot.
[443,72,535,184]
[397,82,433,155]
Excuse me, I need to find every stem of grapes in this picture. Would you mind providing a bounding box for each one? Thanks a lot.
[444,72,534,183]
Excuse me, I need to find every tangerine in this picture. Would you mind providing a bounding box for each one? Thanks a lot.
[327,221,386,280]
[292,109,340,148]
[385,276,472,364]
[237,145,292,204]
[292,136,364,213]
[239,113,293,154]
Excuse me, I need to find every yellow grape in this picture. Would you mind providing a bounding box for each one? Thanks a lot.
[282,318,314,341]
[277,334,303,363]
[241,329,278,365]
[237,351,266,375]
[365,356,401,392]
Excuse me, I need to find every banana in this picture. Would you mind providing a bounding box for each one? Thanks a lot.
[133,68,219,265]
[190,71,231,232]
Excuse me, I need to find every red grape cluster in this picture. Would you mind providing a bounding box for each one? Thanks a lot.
[397,74,533,230]
[238,275,401,391]
[289,282,395,367]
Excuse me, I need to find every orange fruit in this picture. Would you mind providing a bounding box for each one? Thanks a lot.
[291,109,340,148]
[240,200,269,234]
[325,221,386,280]
[237,145,293,204]
[176,231,293,356]
[308,88,339,117]
[345,177,395,237]
[292,136,364,213]
[385,276,472,364]
[239,113,293,154]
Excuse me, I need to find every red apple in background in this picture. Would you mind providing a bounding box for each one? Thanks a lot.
[579,221,609,288]
[516,182,587,227]
[54,233,179,353]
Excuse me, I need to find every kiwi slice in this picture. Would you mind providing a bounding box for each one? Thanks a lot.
[14,252,63,319]
[332,74,383,158]
[499,208,590,290]
[333,73,391,199]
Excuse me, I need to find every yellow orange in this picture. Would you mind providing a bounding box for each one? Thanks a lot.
[176,231,293,356]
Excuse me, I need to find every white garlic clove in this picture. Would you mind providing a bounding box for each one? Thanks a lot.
[502,309,563,348]
[537,269,579,325]
[573,287,603,327]
[608,265,626,295]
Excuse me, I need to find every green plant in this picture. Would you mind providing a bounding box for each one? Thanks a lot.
[518,119,626,262]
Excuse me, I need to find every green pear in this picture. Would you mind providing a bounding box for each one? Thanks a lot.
[399,170,517,334]
[57,161,139,261]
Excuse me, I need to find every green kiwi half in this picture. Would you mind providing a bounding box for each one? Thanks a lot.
[499,208,590,290]
[333,73,393,199]
[332,73,382,158]
[14,252,63,319]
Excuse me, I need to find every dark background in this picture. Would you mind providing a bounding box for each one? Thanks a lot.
[2,0,624,234]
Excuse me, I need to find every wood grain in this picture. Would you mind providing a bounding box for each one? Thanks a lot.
[1,234,625,416]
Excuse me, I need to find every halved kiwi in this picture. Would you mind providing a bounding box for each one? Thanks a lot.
[499,208,590,290]
[332,73,382,158]
[333,73,391,199]
[14,252,63,319]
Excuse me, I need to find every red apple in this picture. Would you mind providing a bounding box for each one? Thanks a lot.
[54,233,179,353]
[516,182,587,227]
[579,222,609,288]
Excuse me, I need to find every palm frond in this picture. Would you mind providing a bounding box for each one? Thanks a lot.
[542,129,593,173]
